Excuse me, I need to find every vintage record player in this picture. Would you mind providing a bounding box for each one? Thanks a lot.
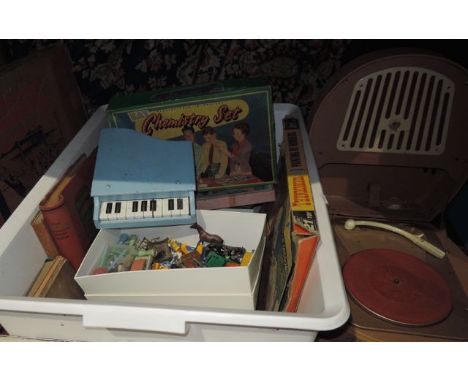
[308,50,468,341]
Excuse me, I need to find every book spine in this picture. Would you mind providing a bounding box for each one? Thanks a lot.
[31,214,61,258]
[40,196,87,271]
[31,257,64,297]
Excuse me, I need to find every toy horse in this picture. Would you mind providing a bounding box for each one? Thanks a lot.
[190,222,224,244]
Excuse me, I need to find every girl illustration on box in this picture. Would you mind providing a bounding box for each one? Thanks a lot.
[222,123,252,176]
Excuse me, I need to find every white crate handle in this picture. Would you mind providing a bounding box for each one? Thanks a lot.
[82,306,188,335]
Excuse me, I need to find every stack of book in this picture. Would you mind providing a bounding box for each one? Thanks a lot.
[31,151,98,271]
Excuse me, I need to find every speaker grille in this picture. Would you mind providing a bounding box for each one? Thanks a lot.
[337,67,454,155]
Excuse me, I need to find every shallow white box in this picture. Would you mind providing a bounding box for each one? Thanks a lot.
[75,209,267,310]
[0,104,350,341]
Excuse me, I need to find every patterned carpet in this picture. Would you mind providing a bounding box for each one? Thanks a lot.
[4,39,351,122]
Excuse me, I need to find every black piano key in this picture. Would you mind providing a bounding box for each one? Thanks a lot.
[115,202,121,213]
[141,200,148,211]
[105,203,113,214]
[132,201,138,212]
[168,199,174,210]
[150,200,156,211]
[177,198,183,210]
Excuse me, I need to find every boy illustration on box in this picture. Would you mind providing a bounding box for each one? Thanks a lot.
[199,127,228,179]
[222,123,252,176]
[182,126,202,177]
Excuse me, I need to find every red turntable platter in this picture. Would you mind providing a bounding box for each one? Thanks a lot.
[343,248,452,326]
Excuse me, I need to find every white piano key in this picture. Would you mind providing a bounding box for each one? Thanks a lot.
[100,195,191,224]
[154,199,163,217]
[123,201,133,219]
[133,200,144,219]
[162,198,175,217]
[149,199,156,217]
[114,201,126,220]
[107,204,119,220]
[125,200,139,220]
[109,201,126,221]
[149,199,156,218]
[180,197,189,216]
[148,199,161,218]
[99,201,113,221]
[171,198,181,216]
[142,200,153,219]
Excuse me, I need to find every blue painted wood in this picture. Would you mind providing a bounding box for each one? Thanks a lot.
[91,128,196,229]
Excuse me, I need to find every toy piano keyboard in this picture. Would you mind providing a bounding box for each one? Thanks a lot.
[91,128,196,229]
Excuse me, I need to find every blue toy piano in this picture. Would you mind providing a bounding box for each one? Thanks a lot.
[91,128,196,229]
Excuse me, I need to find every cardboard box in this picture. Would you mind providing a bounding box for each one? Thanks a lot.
[0,44,86,225]
[283,116,319,236]
[106,81,277,194]
[75,210,266,310]
[261,116,320,312]
[280,199,319,312]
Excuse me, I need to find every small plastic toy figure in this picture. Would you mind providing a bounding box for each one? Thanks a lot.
[148,237,172,263]
[205,243,246,264]
[190,222,224,244]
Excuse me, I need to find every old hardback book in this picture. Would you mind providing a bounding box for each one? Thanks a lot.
[106,81,277,208]
[30,210,60,258]
[27,256,84,299]
[39,151,97,270]
[0,44,86,225]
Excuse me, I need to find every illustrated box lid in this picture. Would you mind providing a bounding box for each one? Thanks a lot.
[106,81,277,194]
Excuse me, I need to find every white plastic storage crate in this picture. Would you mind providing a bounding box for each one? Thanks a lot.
[0,104,349,341]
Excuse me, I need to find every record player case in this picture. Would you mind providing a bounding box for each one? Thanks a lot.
[308,50,468,341]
